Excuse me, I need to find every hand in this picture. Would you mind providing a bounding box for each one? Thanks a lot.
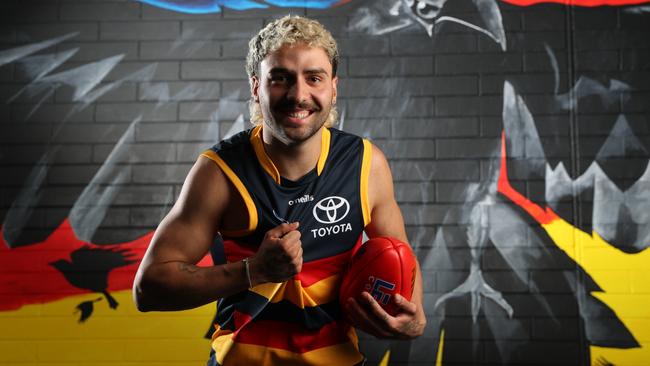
[249,222,302,284]
[344,292,426,339]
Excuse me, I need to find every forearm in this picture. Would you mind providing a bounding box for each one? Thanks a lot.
[133,260,249,312]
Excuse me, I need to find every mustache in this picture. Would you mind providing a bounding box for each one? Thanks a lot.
[276,99,321,112]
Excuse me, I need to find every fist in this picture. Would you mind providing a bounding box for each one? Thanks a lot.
[250,222,302,284]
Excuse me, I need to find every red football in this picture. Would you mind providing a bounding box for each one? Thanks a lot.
[339,236,417,316]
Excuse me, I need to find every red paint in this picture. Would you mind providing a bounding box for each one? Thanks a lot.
[502,0,650,6]
[0,219,212,311]
[497,132,559,225]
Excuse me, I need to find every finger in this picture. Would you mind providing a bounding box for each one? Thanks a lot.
[346,298,392,338]
[268,222,299,238]
[393,294,417,315]
[359,292,395,329]
[281,230,302,243]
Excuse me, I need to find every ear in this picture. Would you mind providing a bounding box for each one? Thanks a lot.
[251,76,260,103]
[332,76,338,103]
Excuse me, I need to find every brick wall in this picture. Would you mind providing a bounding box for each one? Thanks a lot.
[1,0,649,365]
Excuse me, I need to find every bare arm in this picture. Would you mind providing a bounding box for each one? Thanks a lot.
[133,156,303,312]
[132,156,248,311]
[345,144,426,339]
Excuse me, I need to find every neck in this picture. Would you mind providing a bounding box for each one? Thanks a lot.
[261,127,323,182]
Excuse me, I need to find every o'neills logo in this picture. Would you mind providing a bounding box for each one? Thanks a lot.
[288,194,314,206]
[311,196,352,238]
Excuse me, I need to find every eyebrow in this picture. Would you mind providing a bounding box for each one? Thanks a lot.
[268,67,329,76]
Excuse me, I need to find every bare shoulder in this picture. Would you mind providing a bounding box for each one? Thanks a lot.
[367,143,394,206]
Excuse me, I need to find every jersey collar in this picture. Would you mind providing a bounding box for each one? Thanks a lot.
[249,125,331,185]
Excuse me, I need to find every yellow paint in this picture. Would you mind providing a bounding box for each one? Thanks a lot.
[379,349,391,366]
[1,290,213,364]
[436,329,445,366]
[544,217,650,365]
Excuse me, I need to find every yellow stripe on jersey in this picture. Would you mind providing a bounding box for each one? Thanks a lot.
[201,150,258,236]
[250,125,281,184]
[250,275,342,308]
[360,139,373,226]
[215,332,363,366]
[317,127,331,176]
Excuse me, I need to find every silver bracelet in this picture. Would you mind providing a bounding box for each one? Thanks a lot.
[242,258,253,289]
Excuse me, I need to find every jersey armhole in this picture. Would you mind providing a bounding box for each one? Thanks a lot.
[200,150,258,237]
[360,139,372,227]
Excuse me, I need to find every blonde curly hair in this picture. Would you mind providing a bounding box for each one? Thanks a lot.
[246,15,340,127]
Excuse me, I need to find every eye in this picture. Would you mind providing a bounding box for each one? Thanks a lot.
[269,74,288,84]
[308,75,323,83]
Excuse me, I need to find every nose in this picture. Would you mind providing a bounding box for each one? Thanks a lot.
[287,77,309,103]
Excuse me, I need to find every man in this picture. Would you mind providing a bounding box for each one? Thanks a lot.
[133,15,425,365]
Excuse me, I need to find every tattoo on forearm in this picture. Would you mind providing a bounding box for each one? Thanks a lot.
[178,262,199,274]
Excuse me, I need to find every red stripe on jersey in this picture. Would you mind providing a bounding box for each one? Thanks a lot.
[234,318,353,353]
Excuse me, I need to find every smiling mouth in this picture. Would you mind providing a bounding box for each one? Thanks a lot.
[284,110,313,119]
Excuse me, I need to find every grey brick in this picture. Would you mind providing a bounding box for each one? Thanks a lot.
[401,204,451,225]
[139,81,220,101]
[181,19,262,40]
[59,3,141,21]
[481,73,565,95]
[390,160,480,181]
[0,64,13,82]
[394,117,479,138]
[39,186,86,206]
[105,61,179,81]
[221,80,250,94]
[181,60,245,80]
[392,34,477,55]
[523,10,568,31]
[438,95,502,117]
[482,270,529,293]
[141,4,217,20]
[221,39,249,58]
[135,122,220,142]
[11,103,95,123]
[349,56,433,77]
[532,317,579,340]
[435,182,478,203]
[375,139,435,159]
[140,40,219,60]
[176,142,215,162]
[524,50,569,72]
[48,165,99,184]
[574,8,618,30]
[132,163,192,184]
[14,23,99,42]
[394,182,435,203]
[101,21,180,41]
[97,208,131,227]
[95,102,178,122]
[127,142,177,163]
[436,53,522,74]
[53,123,130,144]
[58,42,138,62]
[56,82,136,103]
[55,144,93,164]
[496,31,568,52]
[180,100,246,121]
[7,3,58,22]
[130,206,170,226]
[338,119,390,139]
[436,138,499,159]
[1,124,53,143]
[346,97,433,118]
[340,36,389,56]
[575,50,619,71]
[111,185,174,205]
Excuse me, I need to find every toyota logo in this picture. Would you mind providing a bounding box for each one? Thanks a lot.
[313,196,350,224]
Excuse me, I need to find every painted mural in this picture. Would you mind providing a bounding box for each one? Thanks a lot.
[1,0,649,365]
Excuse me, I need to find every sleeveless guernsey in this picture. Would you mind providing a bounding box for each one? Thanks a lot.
[201,125,373,366]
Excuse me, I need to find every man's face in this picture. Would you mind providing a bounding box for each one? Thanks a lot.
[252,43,338,146]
